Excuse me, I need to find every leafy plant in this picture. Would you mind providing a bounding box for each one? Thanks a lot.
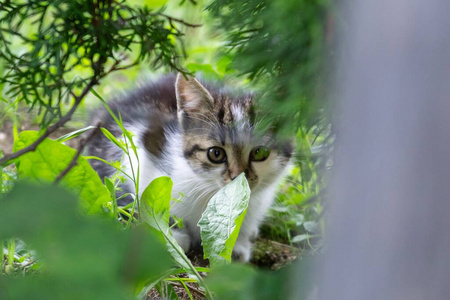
[198,173,250,266]
[92,89,143,226]
[140,176,213,298]
[13,130,110,214]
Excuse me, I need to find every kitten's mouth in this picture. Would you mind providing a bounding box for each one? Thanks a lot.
[221,179,257,190]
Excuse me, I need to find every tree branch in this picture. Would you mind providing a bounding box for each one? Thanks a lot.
[154,13,202,28]
[54,124,101,184]
[0,77,98,166]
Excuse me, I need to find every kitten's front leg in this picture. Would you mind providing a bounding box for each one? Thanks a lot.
[232,239,252,262]
[232,228,258,262]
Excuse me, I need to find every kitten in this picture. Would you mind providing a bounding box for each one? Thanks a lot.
[87,73,293,261]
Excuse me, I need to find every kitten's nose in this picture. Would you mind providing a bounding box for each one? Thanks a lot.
[230,169,248,181]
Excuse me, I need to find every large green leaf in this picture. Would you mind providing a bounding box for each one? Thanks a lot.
[0,182,171,299]
[140,176,195,270]
[140,176,173,231]
[13,130,109,214]
[140,176,212,298]
[198,173,251,266]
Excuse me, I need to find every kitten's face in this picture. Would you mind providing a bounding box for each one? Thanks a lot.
[175,74,292,190]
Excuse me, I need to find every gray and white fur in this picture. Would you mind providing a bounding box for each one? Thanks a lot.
[87,73,293,261]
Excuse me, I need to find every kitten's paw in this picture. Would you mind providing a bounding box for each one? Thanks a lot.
[232,242,252,262]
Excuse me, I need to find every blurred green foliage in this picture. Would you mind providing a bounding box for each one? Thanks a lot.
[0,182,171,299]
[207,0,331,135]
[206,259,316,299]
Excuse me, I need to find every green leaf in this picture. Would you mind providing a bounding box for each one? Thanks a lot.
[56,126,97,143]
[104,177,118,217]
[303,221,319,233]
[144,0,168,8]
[12,131,110,214]
[100,127,127,153]
[291,234,308,243]
[140,177,212,298]
[141,176,173,231]
[198,173,251,266]
[0,182,171,299]
[92,91,138,158]
[140,177,192,269]
[216,55,232,75]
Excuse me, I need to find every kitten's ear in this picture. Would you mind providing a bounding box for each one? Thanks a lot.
[175,73,214,115]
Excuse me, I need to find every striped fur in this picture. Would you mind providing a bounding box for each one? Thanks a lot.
[87,73,293,261]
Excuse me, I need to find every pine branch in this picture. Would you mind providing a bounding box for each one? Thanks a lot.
[0,0,194,129]
[154,13,202,28]
[0,0,197,166]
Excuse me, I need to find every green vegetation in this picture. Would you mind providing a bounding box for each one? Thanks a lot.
[198,173,250,266]
[0,182,172,299]
[141,176,212,297]
[13,130,110,213]
[1,0,331,298]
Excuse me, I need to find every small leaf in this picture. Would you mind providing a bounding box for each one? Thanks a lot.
[56,126,97,143]
[171,215,184,229]
[303,221,319,233]
[198,173,251,266]
[12,131,109,214]
[104,177,117,217]
[291,234,308,243]
[104,177,115,195]
[293,213,305,226]
[292,234,318,244]
[270,205,289,213]
[100,127,127,153]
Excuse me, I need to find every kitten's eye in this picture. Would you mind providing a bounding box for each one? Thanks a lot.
[250,146,270,162]
[207,147,227,163]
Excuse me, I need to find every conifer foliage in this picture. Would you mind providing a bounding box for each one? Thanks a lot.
[0,0,195,165]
